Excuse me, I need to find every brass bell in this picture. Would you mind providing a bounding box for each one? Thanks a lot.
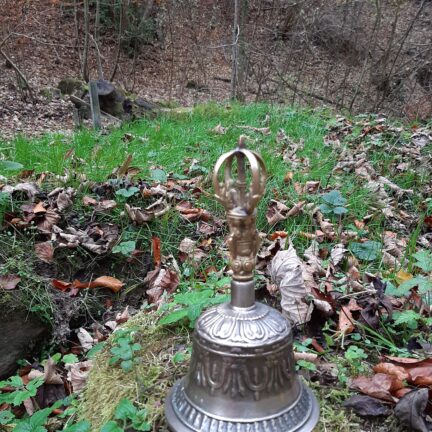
[165,137,319,431]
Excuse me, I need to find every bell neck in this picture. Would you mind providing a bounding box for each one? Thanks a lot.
[230,279,255,308]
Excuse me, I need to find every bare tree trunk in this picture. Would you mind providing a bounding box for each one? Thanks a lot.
[73,0,82,73]
[91,34,104,80]
[94,0,100,42]
[110,0,125,82]
[231,0,247,101]
[82,0,90,82]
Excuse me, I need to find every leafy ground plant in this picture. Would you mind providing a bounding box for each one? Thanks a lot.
[319,190,348,216]
[159,288,229,328]
[101,399,151,432]
[109,329,142,372]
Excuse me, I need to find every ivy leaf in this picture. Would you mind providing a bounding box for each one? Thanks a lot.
[0,161,24,171]
[350,241,381,261]
[333,206,348,215]
[413,250,432,273]
[319,203,333,214]
[150,168,167,183]
[112,241,136,256]
[322,190,346,206]
[115,399,137,421]
[115,187,139,199]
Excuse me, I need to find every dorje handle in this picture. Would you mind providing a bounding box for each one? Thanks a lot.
[213,136,267,308]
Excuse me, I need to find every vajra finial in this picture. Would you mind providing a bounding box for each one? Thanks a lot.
[213,136,266,282]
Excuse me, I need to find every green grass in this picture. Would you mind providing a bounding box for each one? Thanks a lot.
[1,102,429,262]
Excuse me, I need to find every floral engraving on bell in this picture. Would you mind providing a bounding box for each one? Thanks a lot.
[197,303,290,345]
[189,343,298,401]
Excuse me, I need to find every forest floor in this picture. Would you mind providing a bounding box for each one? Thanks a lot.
[0,103,432,431]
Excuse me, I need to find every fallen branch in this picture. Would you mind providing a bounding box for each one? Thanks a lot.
[70,95,122,124]
[0,47,33,101]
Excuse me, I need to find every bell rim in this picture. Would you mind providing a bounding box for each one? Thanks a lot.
[165,379,319,432]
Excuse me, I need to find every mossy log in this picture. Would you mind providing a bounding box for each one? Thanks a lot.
[80,312,190,431]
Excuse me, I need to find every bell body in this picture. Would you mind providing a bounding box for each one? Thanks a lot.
[165,140,319,431]
[165,299,319,431]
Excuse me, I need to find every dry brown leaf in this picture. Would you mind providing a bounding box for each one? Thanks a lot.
[52,279,72,291]
[179,238,196,254]
[270,243,313,325]
[0,274,21,290]
[77,328,95,351]
[313,298,333,316]
[304,181,320,194]
[385,356,432,365]
[409,366,432,386]
[351,373,400,402]
[83,196,97,206]
[269,231,288,241]
[2,182,40,199]
[354,220,365,230]
[35,241,54,263]
[85,276,124,293]
[338,298,361,334]
[211,123,227,135]
[56,192,73,212]
[238,125,271,135]
[287,201,305,217]
[177,205,211,222]
[316,211,336,240]
[97,200,117,212]
[37,208,61,234]
[294,352,318,363]
[284,172,294,183]
[146,268,179,304]
[396,270,413,284]
[65,360,92,392]
[126,198,169,224]
[330,243,346,266]
[266,200,289,225]
[28,358,63,385]
[116,307,130,324]
[52,276,124,294]
[33,202,46,214]
[373,363,411,382]
[82,196,116,212]
[150,237,161,268]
